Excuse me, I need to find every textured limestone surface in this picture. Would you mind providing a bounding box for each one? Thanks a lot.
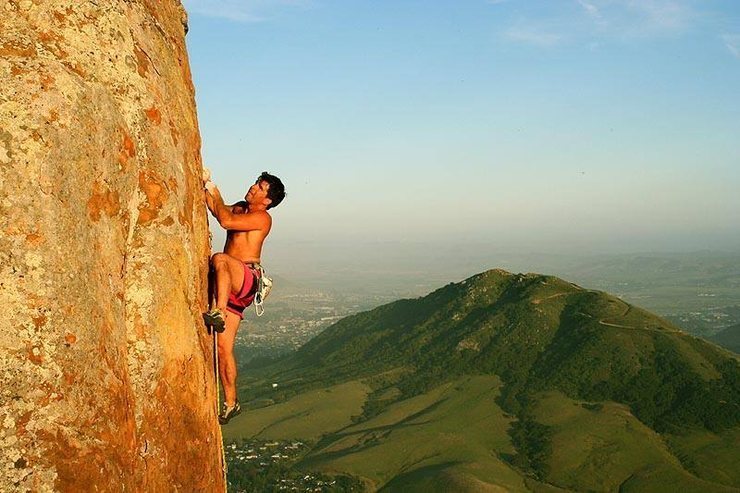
[0,1,225,490]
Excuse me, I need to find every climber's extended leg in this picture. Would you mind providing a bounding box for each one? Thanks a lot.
[204,253,245,333]
[217,310,242,424]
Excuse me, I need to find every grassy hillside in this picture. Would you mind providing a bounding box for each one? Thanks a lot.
[253,270,739,432]
[233,270,740,491]
[301,376,525,492]
[711,324,740,354]
[529,392,737,492]
[223,381,370,442]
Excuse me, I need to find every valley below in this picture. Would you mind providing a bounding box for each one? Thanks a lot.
[225,254,740,492]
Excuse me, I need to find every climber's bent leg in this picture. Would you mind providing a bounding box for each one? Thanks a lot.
[211,253,246,312]
[204,253,247,332]
[217,310,241,407]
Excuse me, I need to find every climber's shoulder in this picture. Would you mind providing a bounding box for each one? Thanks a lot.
[230,201,248,214]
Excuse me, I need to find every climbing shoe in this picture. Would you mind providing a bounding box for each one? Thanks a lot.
[203,308,226,333]
[219,400,241,425]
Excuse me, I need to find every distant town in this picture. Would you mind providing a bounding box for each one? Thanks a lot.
[225,439,364,492]
[665,305,740,338]
[235,286,401,364]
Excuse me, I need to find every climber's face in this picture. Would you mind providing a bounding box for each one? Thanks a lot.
[245,179,271,207]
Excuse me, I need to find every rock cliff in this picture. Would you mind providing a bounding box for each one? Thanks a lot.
[0,1,225,490]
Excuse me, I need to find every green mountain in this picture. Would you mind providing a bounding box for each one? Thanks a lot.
[711,324,740,354]
[228,270,740,492]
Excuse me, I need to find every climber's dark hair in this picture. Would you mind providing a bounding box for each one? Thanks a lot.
[258,171,285,210]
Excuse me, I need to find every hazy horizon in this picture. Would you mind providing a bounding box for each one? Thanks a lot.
[209,226,740,289]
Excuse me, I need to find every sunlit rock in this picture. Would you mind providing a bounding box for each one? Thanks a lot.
[0,1,224,490]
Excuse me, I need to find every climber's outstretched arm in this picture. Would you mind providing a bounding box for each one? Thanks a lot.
[204,182,229,219]
[202,167,230,219]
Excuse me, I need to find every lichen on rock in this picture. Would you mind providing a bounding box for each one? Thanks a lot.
[0,1,224,490]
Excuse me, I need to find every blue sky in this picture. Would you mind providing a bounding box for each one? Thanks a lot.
[183,0,740,265]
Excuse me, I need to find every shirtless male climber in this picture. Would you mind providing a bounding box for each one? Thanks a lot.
[202,170,286,424]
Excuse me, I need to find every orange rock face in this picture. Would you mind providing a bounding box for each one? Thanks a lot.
[0,1,225,490]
